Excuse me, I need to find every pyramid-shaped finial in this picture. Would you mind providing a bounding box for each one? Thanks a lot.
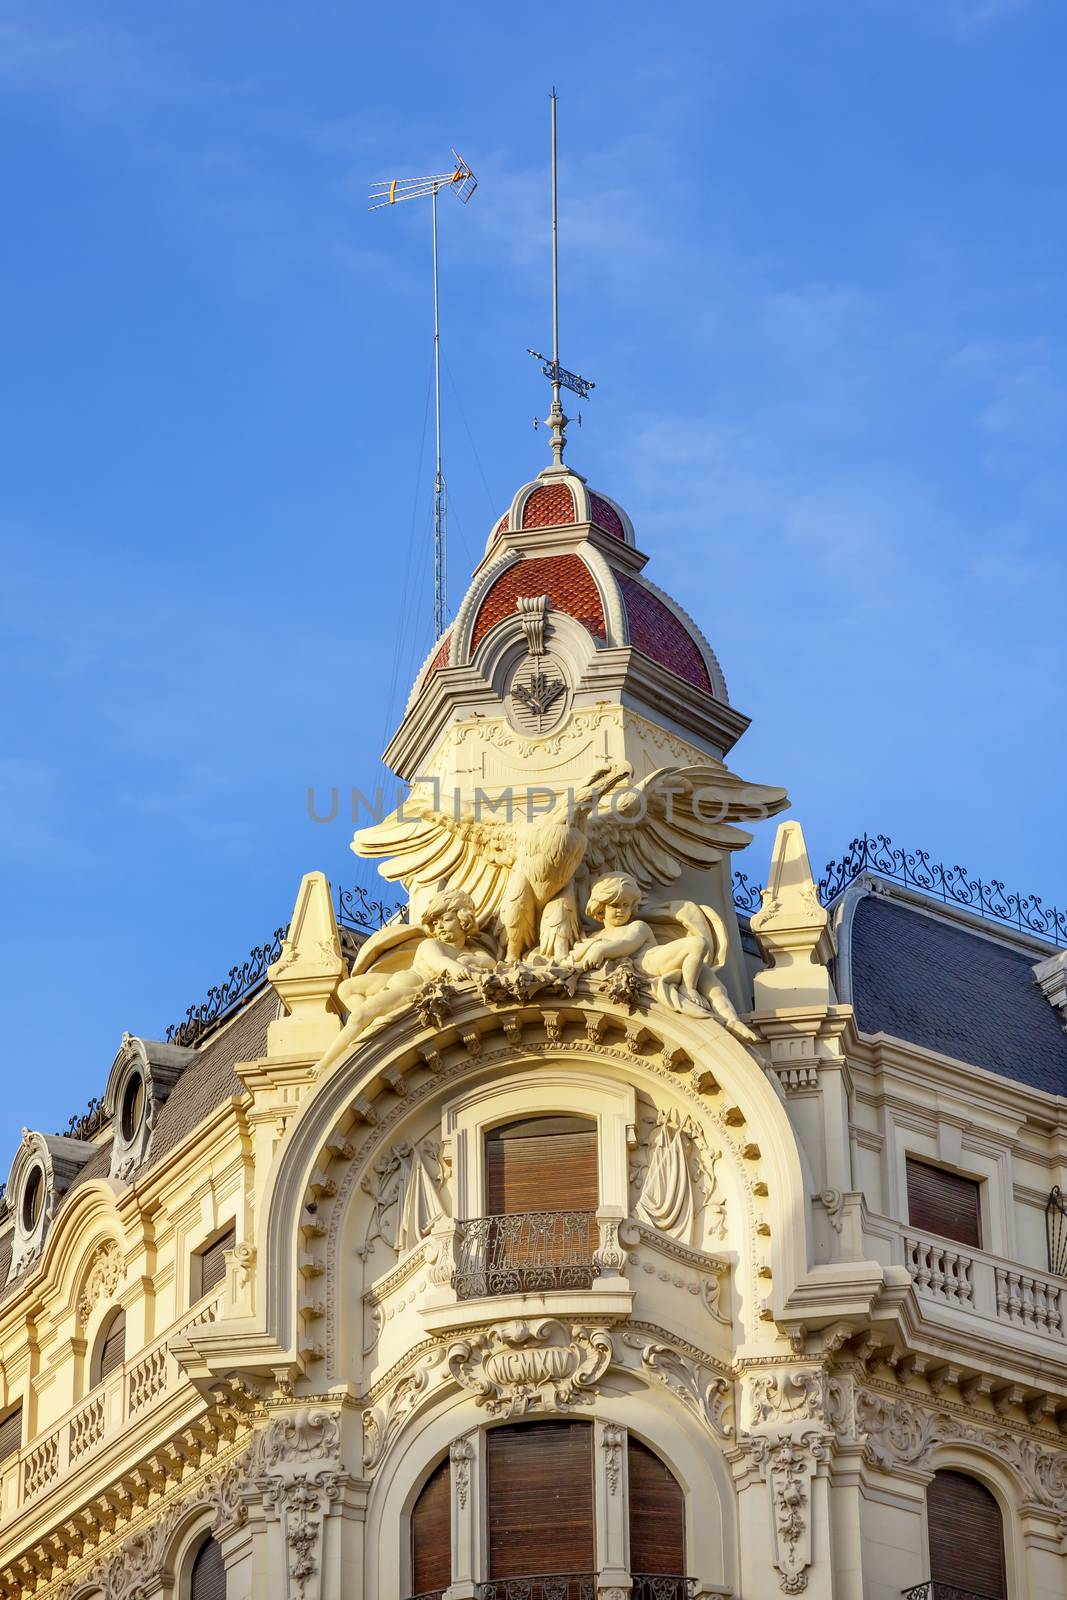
[267,872,346,1058]
[751,821,834,1009]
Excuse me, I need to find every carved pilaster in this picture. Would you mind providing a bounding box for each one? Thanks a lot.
[250,1407,348,1600]
[449,1431,481,1597]
[594,1419,629,1592]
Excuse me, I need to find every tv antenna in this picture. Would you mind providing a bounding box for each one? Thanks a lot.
[528,90,595,469]
[370,151,477,640]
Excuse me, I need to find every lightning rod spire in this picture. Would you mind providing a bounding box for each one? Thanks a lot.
[370,152,477,640]
[528,89,595,470]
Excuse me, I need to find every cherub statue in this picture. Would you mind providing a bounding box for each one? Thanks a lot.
[570,872,758,1043]
[354,761,788,962]
[316,888,496,1072]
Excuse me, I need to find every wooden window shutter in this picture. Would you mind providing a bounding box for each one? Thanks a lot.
[190,1536,227,1600]
[411,1454,451,1595]
[485,1118,598,1215]
[487,1421,594,1582]
[628,1435,686,1578]
[97,1310,126,1382]
[200,1223,237,1296]
[927,1470,1005,1598]
[0,1402,22,1463]
[906,1159,982,1249]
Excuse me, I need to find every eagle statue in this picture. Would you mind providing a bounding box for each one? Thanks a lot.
[352,761,788,962]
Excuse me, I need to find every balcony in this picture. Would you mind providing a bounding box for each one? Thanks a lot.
[465,1578,696,1600]
[883,1223,1067,1352]
[454,1211,600,1300]
[0,1291,223,1521]
[474,1578,597,1600]
[903,1584,1004,1600]
[631,1579,697,1600]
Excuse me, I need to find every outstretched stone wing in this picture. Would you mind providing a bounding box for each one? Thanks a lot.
[584,764,788,890]
[352,802,519,924]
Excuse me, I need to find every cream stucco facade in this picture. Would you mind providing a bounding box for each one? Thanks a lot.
[2,453,1066,1600]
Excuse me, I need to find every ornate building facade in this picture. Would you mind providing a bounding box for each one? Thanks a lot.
[1,440,1066,1600]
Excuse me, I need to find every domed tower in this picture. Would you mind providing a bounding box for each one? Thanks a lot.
[360,437,787,1010]
[387,455,752,795]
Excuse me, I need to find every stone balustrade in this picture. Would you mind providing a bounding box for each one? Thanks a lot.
[900,1227,1066,1343]
[0,1290,223,1519]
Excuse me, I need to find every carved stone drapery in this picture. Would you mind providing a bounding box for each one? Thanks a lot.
[630,1107,725,1246]
[361,1139,446,1258]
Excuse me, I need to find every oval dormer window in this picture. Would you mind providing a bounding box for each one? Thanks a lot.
[21,1166,44,1232]
[121,1073,146,1143]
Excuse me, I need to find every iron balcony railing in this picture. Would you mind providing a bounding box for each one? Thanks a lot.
[631,1577,697,1600]
[453,1211,599,1300]
[902,1583,1005,1600]
[1046,1186,1067,1277]
[475,1577,597,1600]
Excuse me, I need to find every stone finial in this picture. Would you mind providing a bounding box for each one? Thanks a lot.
[267,872,346,1058]
[1033,949,1067,1025]
[750,820,834,1010]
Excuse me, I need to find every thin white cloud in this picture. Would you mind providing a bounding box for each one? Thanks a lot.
[947,0,1027,30]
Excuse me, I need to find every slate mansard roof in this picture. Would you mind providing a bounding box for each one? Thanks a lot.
[835,884,1067,1097]
[0,977,281,1301]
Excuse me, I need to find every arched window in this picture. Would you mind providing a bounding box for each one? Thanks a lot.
[410,1454,451,1599]
[459,1117,598,1297]
[927,1469,1006,1600]
[92,1308,126,1386]
[486,1420,594,1594]
[628,1436,686,1595]
[190,1535,226,1600]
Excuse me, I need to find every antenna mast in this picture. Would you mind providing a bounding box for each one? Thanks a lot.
[529,89,595,468]
[370,153,477,640]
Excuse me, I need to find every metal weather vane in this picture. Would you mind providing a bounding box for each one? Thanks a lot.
[529,90,596,466]
[370,151,478,641]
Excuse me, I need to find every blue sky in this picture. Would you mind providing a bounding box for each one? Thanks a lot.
[1,0,1064,1141]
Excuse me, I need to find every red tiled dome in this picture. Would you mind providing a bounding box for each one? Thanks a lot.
[427,630,451,676]
[414,628,452,696]
[589,494,625,541]
[492,513,508,538]
[521,482,577,530]
[472,555,606,649]
[618,574,712,694]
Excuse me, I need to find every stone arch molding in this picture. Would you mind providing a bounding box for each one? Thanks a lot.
[252,987,809,1381]
[365,1378,738,1599]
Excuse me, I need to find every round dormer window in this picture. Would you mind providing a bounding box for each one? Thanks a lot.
[22,1165,44,1232]
[120,1073,146,1143]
